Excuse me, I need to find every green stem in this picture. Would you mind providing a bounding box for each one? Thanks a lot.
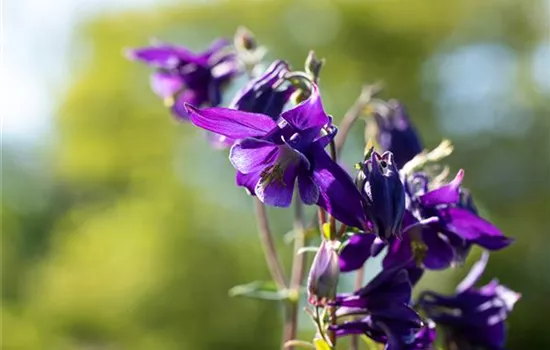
[254,199,288,290]
[284,194,307,349]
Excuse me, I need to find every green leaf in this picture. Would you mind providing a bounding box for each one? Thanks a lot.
[313,338,332,350]
[228,281,288,301]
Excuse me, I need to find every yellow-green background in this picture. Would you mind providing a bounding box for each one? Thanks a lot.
[3,0,549,348]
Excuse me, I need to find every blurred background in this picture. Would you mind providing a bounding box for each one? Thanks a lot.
[2,0,549,348]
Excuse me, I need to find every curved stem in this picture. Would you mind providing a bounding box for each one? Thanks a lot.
[254,199,288,290]
[284,195,307,349]
[334,83,383,156]
[351,265,365,350]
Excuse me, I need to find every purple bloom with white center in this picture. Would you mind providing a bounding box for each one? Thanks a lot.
[419,252,521,350]
[185,84,367,228]
[331,264,423,349]
[385,170,513,270]
[356,150,406,241]
[373,101,423,169]
[126,38,240,119]
[210,60,295,148]
[307,240,340,306]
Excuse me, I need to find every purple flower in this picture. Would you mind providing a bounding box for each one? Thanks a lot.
[419,252,520,349]
[185,85,367,228]
[210,60,295,148]
[338,233,385,273]
[307,240,340,306]
[126,38,240,119]
[373,101,423,169]
[356,150,406,241]
[397,320,436,350]
[331,264,423,349]
[386,170,513,270]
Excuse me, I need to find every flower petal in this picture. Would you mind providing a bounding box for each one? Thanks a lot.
[280,84,329,131]
[126,44,201,68]
[339,233,381,273]
[185,105,276,139]
[419,169,464,207]
[422,230,455,270]
[151,72,184,98]
[298,174,320,205]
[230,138,279,174]
[310,144,367,228]
[236,171,260,195]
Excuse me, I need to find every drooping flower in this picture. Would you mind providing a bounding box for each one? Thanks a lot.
[356,150,406,241]
[307,240,340,306]
[185,84,367,228]
[126,38,240,119]
[331,264,423,349]
[373,100,423,169]
[209,60,295,148]
[384,170,513,270]
[418,252,520,349]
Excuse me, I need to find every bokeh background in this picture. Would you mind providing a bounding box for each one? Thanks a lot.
[2,0,549,348]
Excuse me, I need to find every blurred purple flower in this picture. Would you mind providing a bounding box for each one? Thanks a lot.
[373,101,423,169]
[126,38,240,119]
[185,85,367,227]
[419,252,520,349]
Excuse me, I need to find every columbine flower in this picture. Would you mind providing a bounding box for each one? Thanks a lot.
[185,84,366,228]
[385,170,513,270]
[209,60,295,148]
[356,150,406,241]
[331,264,423,349]
[126,38,240,119]
[307,240,340,306]
[373,100,423,169]
[419,252,520,349]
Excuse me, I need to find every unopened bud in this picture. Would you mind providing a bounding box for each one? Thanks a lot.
[307,240,340,306]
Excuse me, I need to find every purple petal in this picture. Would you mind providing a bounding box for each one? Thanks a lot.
[280,84,329,131]
[422,230,455,270]
[151,72,183,98]
[444,207,512,250]
[339,233,378,272]
[383,234,413,270]
[298,174,320,205]
[229,138,279,174]
[419,169,464,207]
[185,105,276,139]
[171,90,207,120]
[236,171,260,195]
[126,45,201,68]
[255,157,300,207]
[310,144,367,228]
[456,251,490,293]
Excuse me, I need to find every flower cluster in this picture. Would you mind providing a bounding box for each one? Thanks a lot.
[127,28,519,350]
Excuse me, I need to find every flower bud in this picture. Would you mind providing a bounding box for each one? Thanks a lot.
[357,150,406,241]
[373,101,423,169]
[307,240,340,306]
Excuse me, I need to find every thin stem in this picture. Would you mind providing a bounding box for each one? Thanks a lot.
[254,199,288,290]
[334,83,383,156]
[284,195,308,349]
[351,265,365,350]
